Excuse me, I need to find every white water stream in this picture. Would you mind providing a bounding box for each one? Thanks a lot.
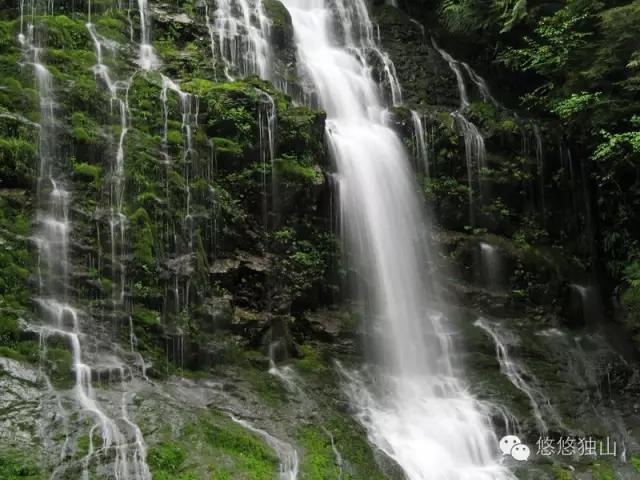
[230,415,299,480]
[279,1,513,478]
[210,0,273,80]
[432,41,486,224]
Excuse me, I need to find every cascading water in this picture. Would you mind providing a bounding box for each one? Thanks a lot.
[432,41,486,224]
[536,329,636,459]
[478,242,504,291]
[19,3,151,478]
[411,110,430,177]
[461,62,498,107]
[136,0,158,70]
[230,415,299,480]
[258,90,277,229]
[332,0,402,106]
[474,318,566,435]
[209,0,273,80]
[158,75,197,355]
[279,1,512,478]
[87,12,132,320]
[533,124,546,218]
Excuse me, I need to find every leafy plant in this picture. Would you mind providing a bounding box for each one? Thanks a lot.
[552,92,601,119]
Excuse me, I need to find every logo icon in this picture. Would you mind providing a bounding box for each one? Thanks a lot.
[499,435,530,462]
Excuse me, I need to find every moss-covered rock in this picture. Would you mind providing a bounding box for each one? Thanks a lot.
[0,451,43,479]
[0,138,35,188]
[148,411,279,480]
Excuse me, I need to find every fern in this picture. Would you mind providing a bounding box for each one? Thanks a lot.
[439,0,479,33]
[498,0,528,33]
[439,0,527,34]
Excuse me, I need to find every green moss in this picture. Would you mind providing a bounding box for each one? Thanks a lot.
[213,137,243,155]
[322,417,392,480]
[0,341,40,363]
[263,0,292,29]
[498,118,519,135]
[166,129,183,146]
[197,415,277,478]
[631,455,640,472]
[148,443,193,480]
[273,155,319,183]
[263,0,293,51]
[552,466,574,480]
[93,11,129,43]
[0,20,18,50]
[45,346,73,389]
[299,426,341,479]
[149,412,278,480]
[591,462,615,480]
[245,367,289,406]
[181,78,217,97]
[212,137,245,170]
[437,111,456,131]
[0,346,24,361]
[132,306,160,327]
[129,208,155,267]
[70,112,101,144]
[46,49,96,79]
[72,162,101,184]
[469,101,499,127]
[0,312,19,337]
[0,452,43,479]
[621,286,640,331]
[38,15,89,50]
[0,137,36,188]
[73,432,101,460]
[278,106,325,155]
[296,344,328,373]
[0,198,31,311]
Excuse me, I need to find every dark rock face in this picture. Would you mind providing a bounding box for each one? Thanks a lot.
[372,4,459,109]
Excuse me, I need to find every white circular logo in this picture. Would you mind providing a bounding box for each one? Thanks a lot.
[499,435,530,462]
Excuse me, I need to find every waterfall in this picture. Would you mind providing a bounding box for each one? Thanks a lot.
[258,90,277,229]
[209,0,273,80]
[410,110,430,177]
[159,76,197,317]
[474,319,566,435]
[461,62,498,107]
[409,18,426,43]
[333,0,402,105]
[136,0,158,70]
[432,41,487,224]
[478,242,504,291]
[279,1,512,478]
[204,2,218,73]
[533,124,546,218]
[87,17,132,318]
[20,8,151,478]
[537,330,635,460]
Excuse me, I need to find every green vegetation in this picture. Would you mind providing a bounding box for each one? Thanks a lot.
[148,443,197,480]
[72,162,101,184]
[0,138,35,188]
[0,453,43,480]
[299,426,341,479]
[148,412,278,480]
[552,466,574,480]
[591,462,615,480]
[296,344,328,373]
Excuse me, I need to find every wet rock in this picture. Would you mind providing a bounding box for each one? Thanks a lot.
[195,295,235,332]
